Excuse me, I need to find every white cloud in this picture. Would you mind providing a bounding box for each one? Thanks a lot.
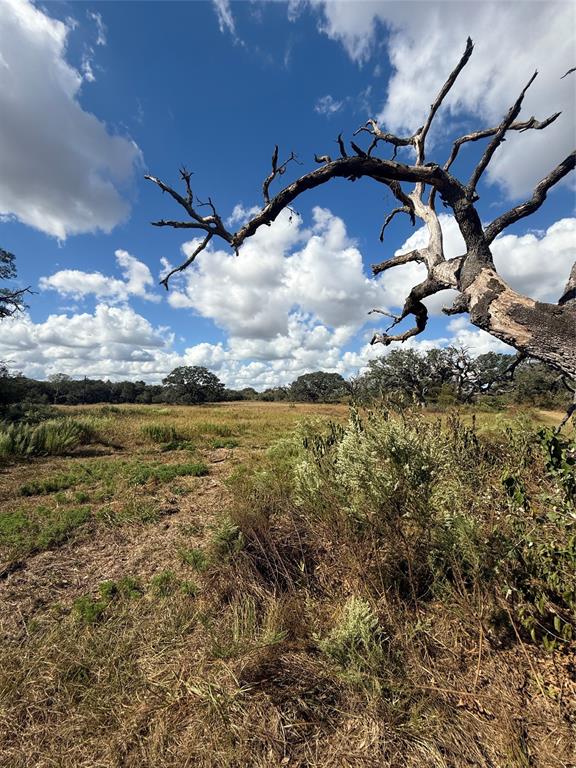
[0,0,142,239]
[212,0,242,43]
[39,250,160,304]
[87,10,107,46]
[301,1,574,198]
[167,207,397,343]
[492,218,576,303]
[81,49,96,82]
[314,94,344,115]
[7,207,572,387]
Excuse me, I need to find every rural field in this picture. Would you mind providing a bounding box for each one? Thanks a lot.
[0,401,574,768]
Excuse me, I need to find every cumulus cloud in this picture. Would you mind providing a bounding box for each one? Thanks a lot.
[39,250,160,304]
[167,207,396,344]
[0,305,169,380]
[446,317,513,356]
[300,1,574,198]
[0,0,142,239]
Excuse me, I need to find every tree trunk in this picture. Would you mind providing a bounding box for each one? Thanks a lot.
[464,268,576,378]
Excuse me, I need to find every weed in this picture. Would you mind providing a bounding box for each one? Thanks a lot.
[180,580,199,596]
[317,596,386,675]
[73,595,107,624]
[210,517,244,559]
[179,547,208,571]
[150,570,179,596]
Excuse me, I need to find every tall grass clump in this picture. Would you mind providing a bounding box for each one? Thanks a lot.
[0,418,96,458]
[141,422,179,443]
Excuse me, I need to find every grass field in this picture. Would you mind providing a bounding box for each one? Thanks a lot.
[0,402,574,767]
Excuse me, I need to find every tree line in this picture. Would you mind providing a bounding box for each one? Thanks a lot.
[0,348,569,412]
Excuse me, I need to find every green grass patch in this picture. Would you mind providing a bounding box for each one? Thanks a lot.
[178,547,208,571]
[0,505,90,559]
[126,461,208,485]
[210,438,239,449]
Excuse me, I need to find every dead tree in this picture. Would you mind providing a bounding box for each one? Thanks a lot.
[147,39,576,380]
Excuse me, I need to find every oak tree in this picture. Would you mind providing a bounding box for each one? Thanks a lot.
[147,39,575,379]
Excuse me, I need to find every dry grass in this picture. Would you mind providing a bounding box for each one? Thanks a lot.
[0,402,574,767]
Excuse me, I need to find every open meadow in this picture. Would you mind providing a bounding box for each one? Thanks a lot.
[0,402,574,767]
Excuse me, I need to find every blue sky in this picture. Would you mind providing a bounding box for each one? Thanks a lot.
[0,0,574,388]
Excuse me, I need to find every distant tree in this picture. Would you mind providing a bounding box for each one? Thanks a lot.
[289,371,348,403]
[1,247,29,318]
[260,386,290,402]
[162,365,225,404]
[48,373,72,404]
[362,347,518,405]
[363,349,446,405]
[513,360,567,408]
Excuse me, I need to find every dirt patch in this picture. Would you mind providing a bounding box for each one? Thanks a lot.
[0,453,233,640]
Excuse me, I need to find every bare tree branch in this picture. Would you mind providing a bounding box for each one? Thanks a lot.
[555,389,576,433]
[379,206,412,241]
[353,119,413,159]
[145,172,235,269]
[262,146,300,205]
[415,37,474,165]
[160,233,213,290]
[444,112,561,172]
[372,250,424,276]
[467,71,538,194]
